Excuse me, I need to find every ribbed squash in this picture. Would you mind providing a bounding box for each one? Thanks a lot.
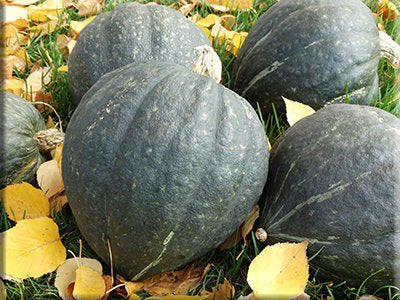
[0,92,46,188]
[68,1,211,105]
[258,104,400,289]
[62,61,269,281]
[231,0,380,116]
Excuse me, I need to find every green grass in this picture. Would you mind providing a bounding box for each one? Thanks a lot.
[2,0,400,299]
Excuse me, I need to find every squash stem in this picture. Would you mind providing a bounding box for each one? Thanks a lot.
[33,128,65,153]
[191,45,222,83]
[379,30,400,69]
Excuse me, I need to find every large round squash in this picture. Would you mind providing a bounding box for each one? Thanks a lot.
[0,92,46,188]
[258,104,400,289]
[231,0,380,116]
[68,1,211,105]
[62,61,269,281]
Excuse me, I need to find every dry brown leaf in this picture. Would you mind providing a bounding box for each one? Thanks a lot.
[56,34,70,53]
[205,0,252,12]
[219,205,259,250]
[0,56,14,80]
[49,191,68,215]
[66,39,77,54]
[114,275,144,298]
[76,0,103,17]
[27,0,65,19]
[102,275,113,300]
[203,278,235,300]
[219,14,235,29]
[22,66,52,103]
[179,2,196,16]
[143,264,207,296]
[27,20,59,34]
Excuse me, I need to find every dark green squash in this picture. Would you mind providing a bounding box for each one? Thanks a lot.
[68,1,211,106]
[231,0,380,116]
[62,60,269,281]
[0,91,46,188]
[258,104,400,289]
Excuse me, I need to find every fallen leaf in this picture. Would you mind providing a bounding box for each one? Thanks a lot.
[55,257,103,300]
[0,217,66,280]
[0,6,29,29]
[358,296,383,300]
[0,24,29,47]
[247,241,309,299]
[66,39,77,54]
[379,0,399,21]
[56,34,70,53]
[73,265,106,300]
[196,14,219,28]
[143,264,207,296]
[203,278,235,300]
[149,295,206,299]
[0,77,25,95]
[22,66,52,98]
[27,20,58,34]
[49,191,68,215]
[27,0,65,19]
[69,16,96,37]
[0,279,6,300]
[36,159,64,199]
[219,14,235,29]
[283,97,316,126]
[76,0,103,17]
[219,205,259,250]
[205,0,252,12]
[0,56,14,80]
[179,2,196,16]
[57,65,69,72]
[8,0,40,5]
[0,182,50,222]
[115,275,144,298]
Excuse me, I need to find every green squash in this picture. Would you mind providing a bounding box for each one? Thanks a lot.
[62,61,269,281]
[68,1,211,106]
[258,104,400,289]
[0,92,46,188]
[231,0,380,116]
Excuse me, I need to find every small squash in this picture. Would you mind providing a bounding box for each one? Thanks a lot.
[68,1,212,105]
[62,60,269,281]
[231,0,381,116]
[0,92,46,187]
[258,104,400,289]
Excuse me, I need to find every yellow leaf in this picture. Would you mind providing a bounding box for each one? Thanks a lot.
[0,279,6,300]
[247,241,309,299]
[37,159,64,199]
[379,0,399,20]
[0,182,50,222]
[129,294,141,300]
[283,97,316,126]
[0,77,25,96]
[115,274,144,298]
[196,14,219,28]
[55,257,103,300]
[206,0,252,11]
[0,6,29,29]
[0,217,66,280]
[57,65,68,72]
[73,265,106,300]
[27,0,64,17]
[8,0,40,4]
[69,16,96,37]
[156,295,206,300]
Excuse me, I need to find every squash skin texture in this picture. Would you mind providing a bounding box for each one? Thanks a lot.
[62,61,269,281]
[68,2,211,106]
[231,0,380,116]
[258,104,400,289]
[0,92,46,188]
